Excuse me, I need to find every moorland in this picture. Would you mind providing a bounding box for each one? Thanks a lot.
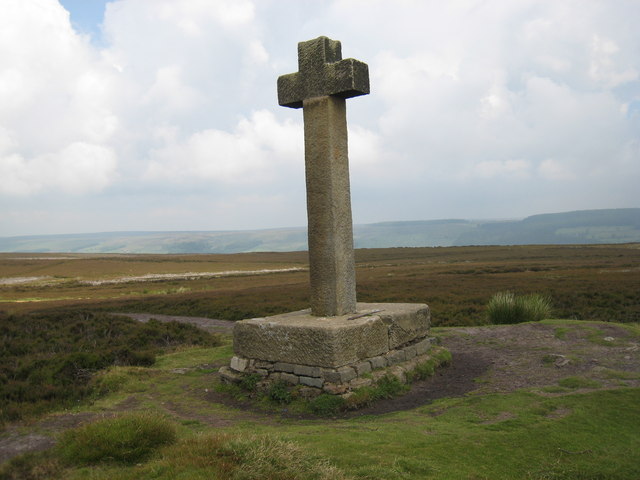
[1,244,639,479]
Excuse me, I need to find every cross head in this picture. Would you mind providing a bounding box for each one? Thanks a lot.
[278,36,369,109]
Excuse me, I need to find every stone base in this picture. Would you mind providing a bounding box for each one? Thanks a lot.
[221,302,435,394]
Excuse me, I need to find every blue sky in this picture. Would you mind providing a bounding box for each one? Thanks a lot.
[1,0,639,236]
[59,0,109,40]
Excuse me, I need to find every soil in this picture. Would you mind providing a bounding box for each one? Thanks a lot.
[2,317,639,464]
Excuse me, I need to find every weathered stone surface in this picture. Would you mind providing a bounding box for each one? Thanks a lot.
[277,37,369,317]
[369,355,387,370]
[349,377,373,389]
[255,360,274,370]
[303,95,357,316]
[234,308,388,367]
[415,338,432,355]
[281,373,299,385]
[404,344,418,360]
[274,362,295,373]
[219,366,243,383]
[388,365,407,383]
[293,364,322,378]
[230,356,249,372]
[354,361,372,376]
[277,36,369,109]
[384,349,406,366]
[323,382,349,395]
[322,366,356,383]
[299,376,323,388]
[375,303,431,349]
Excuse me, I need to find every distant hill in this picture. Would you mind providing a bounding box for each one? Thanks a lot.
[1,208,638,253]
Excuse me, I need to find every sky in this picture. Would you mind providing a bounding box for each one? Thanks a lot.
[1,0,639,237]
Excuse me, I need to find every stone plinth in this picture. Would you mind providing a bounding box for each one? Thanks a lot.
[224,302,434,394]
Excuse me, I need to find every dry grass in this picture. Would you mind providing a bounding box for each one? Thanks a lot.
[1,244,639,325]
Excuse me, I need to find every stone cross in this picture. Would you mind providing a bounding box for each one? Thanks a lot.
[277,36,369,317]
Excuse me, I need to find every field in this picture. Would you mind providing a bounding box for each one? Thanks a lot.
[1,244,640,479]
[1,244,639,324]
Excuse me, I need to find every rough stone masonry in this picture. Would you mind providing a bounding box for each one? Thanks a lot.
[278,35,369,317]
[221,37,437,396]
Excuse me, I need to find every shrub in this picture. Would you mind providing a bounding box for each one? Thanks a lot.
[309,394,345,416]
[0,311,220,422]
[373,374,409,399]
[239,373,261,392]
[56,412,177,465]
[268,381,292,404]
[486,292,552,324]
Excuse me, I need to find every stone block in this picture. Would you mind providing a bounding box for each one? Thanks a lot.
[415,338,432,355]
[371,369,389,382]
[369,355,387,370]
[388,365,407,383]
[299,376,323,388]
[322,366,356,384]
[384,349,406,366]
[349,377,373,389]
[274,362,295,373]
[293,364,322,378]
[233,307,389,368]
[404,344,417,360]
[255,361,274,370]
[230,356,249,372]
[255,369,269,377]
[323,382,349,395]
[372,303,431,349]
[354,361,372,375]
[280,373,299,385]
[219,366,243,383]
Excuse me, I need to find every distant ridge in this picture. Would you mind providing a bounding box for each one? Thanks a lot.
[1,208,638,253]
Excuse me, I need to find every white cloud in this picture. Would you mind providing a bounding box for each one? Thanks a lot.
[144,110,302,184]
[1,0,640,235]
[0,0,119,196]
[0,142,117,195]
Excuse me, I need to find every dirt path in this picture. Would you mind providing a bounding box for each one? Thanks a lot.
[2,319,638,463]
[116,312,235,334]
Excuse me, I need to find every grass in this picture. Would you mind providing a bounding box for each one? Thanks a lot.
[486,291,552,324]
[1,246,640,478]
[557,377,602,390]
[0,311,221,423]
[56,413,177,465]
[216,347,452,417]
[2,244,639,325]
[1,335,639,479]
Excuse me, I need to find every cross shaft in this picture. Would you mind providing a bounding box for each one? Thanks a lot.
[277,36,369,317]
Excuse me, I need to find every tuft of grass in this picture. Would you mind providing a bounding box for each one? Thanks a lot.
[0,452,62,480]
[63,433,352,480]
[267,380,292,404]
[56,412,177,465]
[487,291,552,324]
[239,373,261,392]
[310,394,346,416]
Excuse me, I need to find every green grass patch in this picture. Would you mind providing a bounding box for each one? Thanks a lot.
[58,433,351,480]
[558,376,603,389]
[486,291,552,324]
[554,327,569,339]
[56,412,177,465]
[0,311,221,423]
[596,368,640,380]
